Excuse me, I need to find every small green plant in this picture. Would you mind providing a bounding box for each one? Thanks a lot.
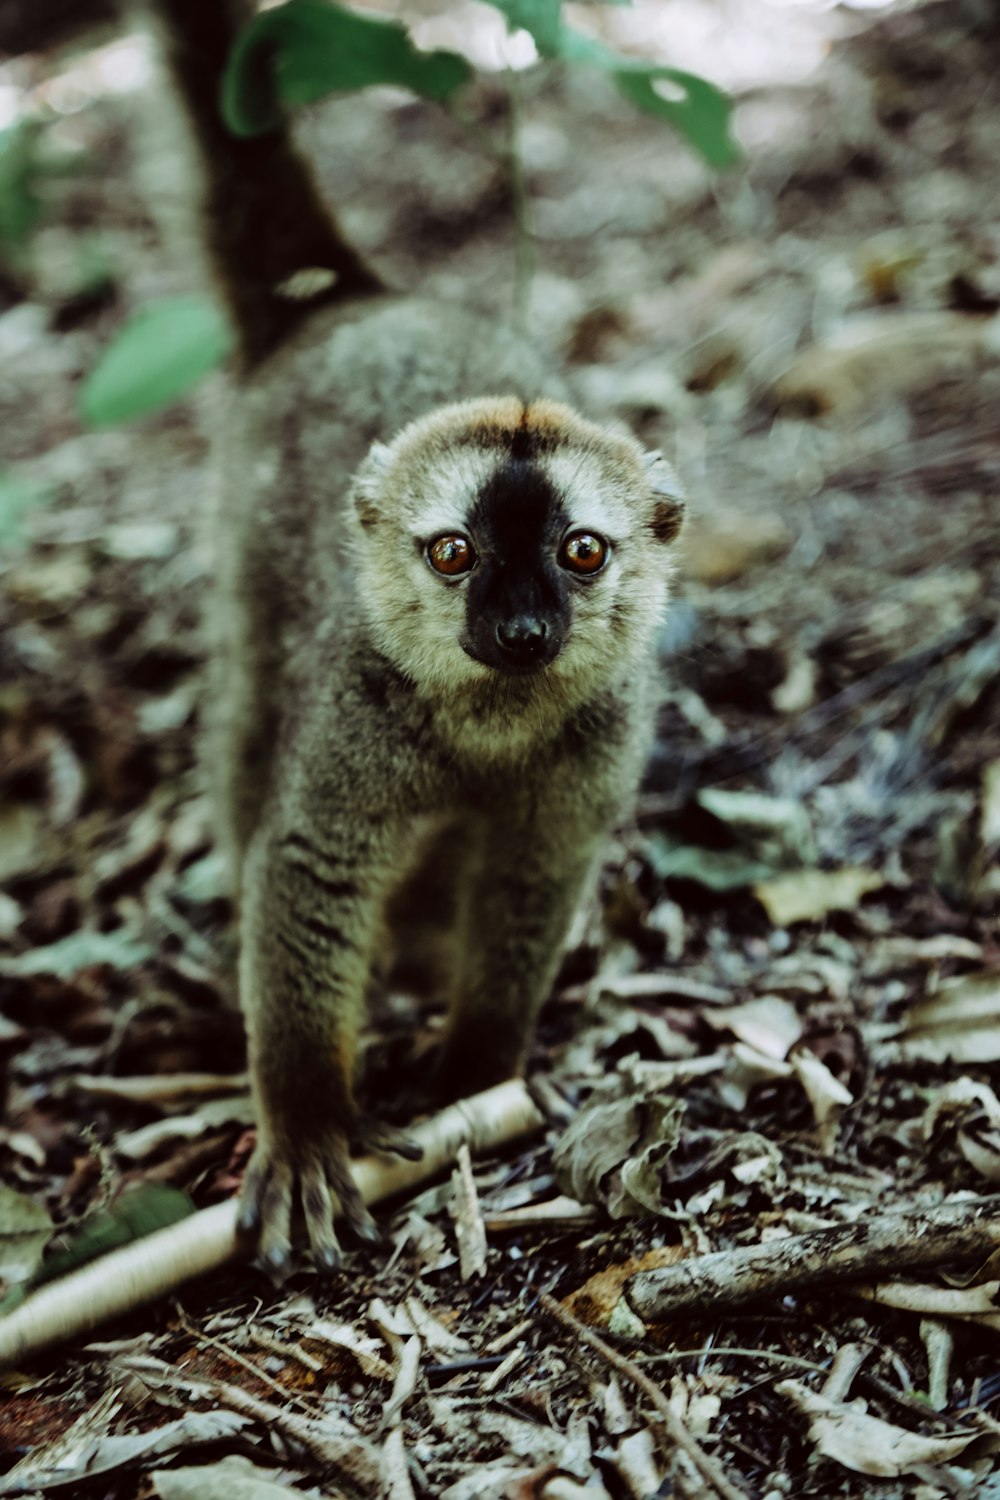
[80,0,737,429]
[78,296,233,428]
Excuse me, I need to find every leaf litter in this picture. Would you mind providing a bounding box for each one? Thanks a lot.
[3,0,1000,1495]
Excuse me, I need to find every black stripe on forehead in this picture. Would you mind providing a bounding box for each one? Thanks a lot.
[469,456,569,554]
[509,415,534,463]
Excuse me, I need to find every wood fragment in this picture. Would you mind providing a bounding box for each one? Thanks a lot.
[66,1072,250,1103]
[626,1196,1000,1322]
[540,1293,748,1500]
[485,1316,531,1355]
[483,1194,597,1232]
[481,1343,527,1393]
[381,1425,417,1500]
[0,1080,544,1369]
[920,1318,953,1411]
[382,1336,421,1430]
[451,1142,487,1279]
[821,1342,869,1405]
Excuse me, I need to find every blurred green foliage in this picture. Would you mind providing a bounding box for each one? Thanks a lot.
[81,0,736,429]
[0,121,50,274]
[224,0,737,168]
[79,296,233,427]
[222,0,471,137]
[0,1185,194,1316]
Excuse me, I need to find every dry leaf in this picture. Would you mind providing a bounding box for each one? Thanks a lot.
[679,508,791,586]
[708,996,803,1059]
[714,1042,794,1112]
[754,867,885,926]
[553,1092,684,1219]
[151,1456,315,1500]
[563,1247,683,1326]
[791,1051,854,1126]
[772,310,996,417]
[889,970,1000,1065]
[0,1184,53,1285]
[853,1279,1000,1332]
[776,1378,981,1476]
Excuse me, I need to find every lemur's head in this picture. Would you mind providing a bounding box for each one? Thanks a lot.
[350,397,684,705]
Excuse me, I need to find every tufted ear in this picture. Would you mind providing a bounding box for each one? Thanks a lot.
[351,441,392,530]
[643,450,685,545]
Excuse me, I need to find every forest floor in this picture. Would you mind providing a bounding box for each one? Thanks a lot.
[1,0,1000,1496]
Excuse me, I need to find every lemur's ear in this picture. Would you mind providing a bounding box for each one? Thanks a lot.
[643,450,685,545]
[352,442,392,530]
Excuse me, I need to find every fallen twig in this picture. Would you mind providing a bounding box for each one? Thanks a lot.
[540,1292,748,1500]
[0,1080,544,1369]
[625,1195,1000,1323]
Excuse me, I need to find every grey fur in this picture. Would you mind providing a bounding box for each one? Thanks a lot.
[210,299,683,1267]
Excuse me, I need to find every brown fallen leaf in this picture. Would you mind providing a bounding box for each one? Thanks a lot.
[772,310,998,417]
[563,1247,684,1327]
[679,507,792,586]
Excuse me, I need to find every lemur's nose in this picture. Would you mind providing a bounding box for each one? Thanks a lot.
[496,616,548,657]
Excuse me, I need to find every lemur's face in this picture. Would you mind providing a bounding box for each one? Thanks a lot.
[352,398,684,701]
[425,452,612,676]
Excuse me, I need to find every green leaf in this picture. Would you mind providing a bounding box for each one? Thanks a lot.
[485,0,564,56]
[17,1186,194,1299]
[0,472,57,550]
[563,30,738,168]
[222,0,472,138]
[79,297,233,428]
[614,65,737,168]
[0,1185,54,1285]
[646,833,775,893]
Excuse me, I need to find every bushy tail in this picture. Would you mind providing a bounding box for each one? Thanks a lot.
[147,0,381,368]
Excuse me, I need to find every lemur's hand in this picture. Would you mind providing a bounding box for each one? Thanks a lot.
[237,1114,421,1276]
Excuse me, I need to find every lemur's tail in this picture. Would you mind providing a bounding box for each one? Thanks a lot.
[145,0,382,368]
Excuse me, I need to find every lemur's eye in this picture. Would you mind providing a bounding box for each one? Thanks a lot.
[428,535,476,576]
[560,531,608,576]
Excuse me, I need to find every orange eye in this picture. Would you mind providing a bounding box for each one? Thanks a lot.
[428,535,476,576]
[560,531,608,576]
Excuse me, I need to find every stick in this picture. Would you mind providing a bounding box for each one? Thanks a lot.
[0,1081,544,1369]
[540,1294,748,1500]
[625,1196,1000,1323]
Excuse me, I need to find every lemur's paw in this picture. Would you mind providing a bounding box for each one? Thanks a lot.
[236,1128,383,1276]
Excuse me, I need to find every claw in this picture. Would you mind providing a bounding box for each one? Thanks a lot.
[259,1244,291,1283]
[350,1215,384,1247]
[236,1198,261,1236]
[353,1115,424,1162]
[314,1243,344,1273]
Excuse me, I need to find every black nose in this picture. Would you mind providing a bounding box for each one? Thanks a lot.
[496,615,548,657]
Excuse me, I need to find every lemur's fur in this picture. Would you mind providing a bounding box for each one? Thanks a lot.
[148,0,684,1271]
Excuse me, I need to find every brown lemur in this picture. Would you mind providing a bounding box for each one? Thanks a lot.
[146,0,685,1272]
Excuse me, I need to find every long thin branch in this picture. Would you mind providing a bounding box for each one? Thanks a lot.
[0,1081,544,1369]
[540,1293,748,1500]
[625,1195,1000,1323]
